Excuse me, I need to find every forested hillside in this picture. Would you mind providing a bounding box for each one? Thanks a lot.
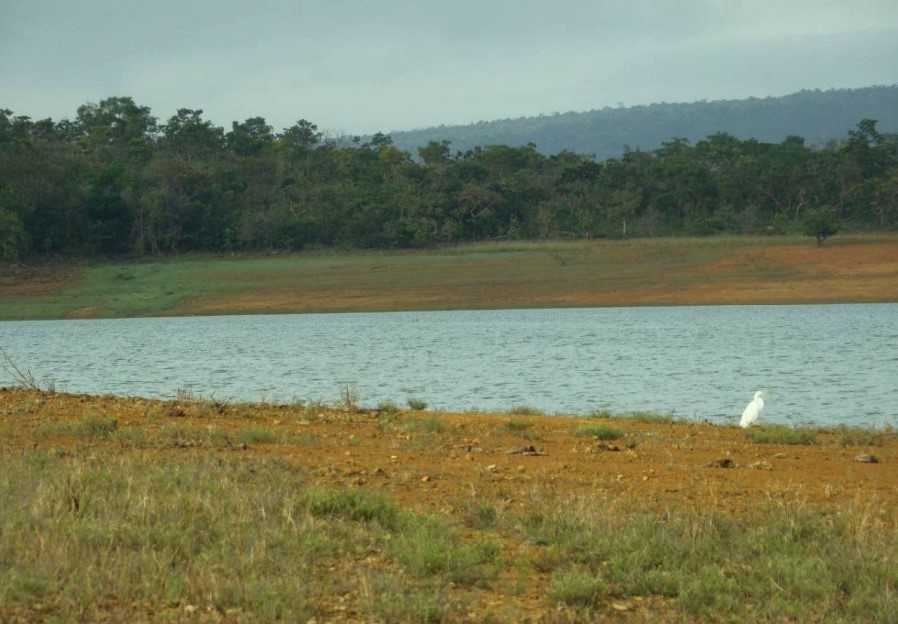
[1,97,898,261]
[389,86,898,159]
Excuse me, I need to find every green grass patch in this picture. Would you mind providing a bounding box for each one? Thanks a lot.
[237,427,278,444]
[390,517,501,587]
[574,423,625,440]
[747,425,817,445]
[516,497,898,622]
[547,568,607,607]
[590,409,676,424]
[836,426,886,447]
[401,415,446,434]
[37,414,118,439]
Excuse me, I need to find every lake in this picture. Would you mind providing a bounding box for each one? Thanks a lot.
[2,304,896,427]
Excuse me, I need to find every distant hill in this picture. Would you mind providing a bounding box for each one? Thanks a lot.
[387,85,898,159]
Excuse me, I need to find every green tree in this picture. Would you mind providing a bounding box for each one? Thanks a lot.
[803,208,839,246]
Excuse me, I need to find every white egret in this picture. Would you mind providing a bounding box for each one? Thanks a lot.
[739,391,765,428]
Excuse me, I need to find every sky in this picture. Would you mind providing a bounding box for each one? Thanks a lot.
[3,0,898,136]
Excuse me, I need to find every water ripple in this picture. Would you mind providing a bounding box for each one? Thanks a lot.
[2,303,897,427]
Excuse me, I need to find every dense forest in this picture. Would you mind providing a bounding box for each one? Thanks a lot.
[1,97,898,261]
[389,85,898,159]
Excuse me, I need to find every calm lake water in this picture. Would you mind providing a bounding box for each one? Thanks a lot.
[2,304,896,427]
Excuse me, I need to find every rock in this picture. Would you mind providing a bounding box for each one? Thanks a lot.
[855,454,880,463]
[596,442,621,452]
[420,475,430,482]
[506,445,546,456]
[611,602,632,612]
[709,458,735,468]
[165,404,186,418]
[749,460,772,470]
[486,464,498,472]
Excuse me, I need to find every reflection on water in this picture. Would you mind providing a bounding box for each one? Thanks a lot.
[2,304,897,426]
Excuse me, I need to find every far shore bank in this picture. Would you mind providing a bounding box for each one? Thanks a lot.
[2,234,898,321]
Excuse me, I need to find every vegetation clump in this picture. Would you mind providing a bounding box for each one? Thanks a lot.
[747,425,817,445]
[574,423,625,440]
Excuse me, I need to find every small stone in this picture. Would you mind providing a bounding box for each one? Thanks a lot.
[486,464,498,472]
[749,460,772,470]
[709,458,735,468]
[611,602,631,611]
[420,475,430,482]
[855,454,880,463]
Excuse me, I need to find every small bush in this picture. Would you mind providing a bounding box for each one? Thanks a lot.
[510,405,544,416]
[575,424,624,440]
[548,568,606,607]
[748,426,816,445]
[407,398,428,410]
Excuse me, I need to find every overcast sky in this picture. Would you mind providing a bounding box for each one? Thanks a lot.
[3,0,898,135]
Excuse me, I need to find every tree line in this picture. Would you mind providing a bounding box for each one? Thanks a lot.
[1,97,897,261]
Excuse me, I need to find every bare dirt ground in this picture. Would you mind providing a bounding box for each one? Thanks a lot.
[4,389,894,518]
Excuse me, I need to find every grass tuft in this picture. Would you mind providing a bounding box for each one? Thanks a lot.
[377,400,401,414]
[548,568,607,607]
[237,427,278,444]
[305,488,403,530]
[406,398,428,411]
[574,423,624,440]
[836,426,885,447]
[747,425,817,445]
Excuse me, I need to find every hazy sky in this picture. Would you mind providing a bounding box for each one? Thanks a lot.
[3,0,898,135]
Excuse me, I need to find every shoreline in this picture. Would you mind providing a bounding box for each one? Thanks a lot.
[2,235,898,320]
